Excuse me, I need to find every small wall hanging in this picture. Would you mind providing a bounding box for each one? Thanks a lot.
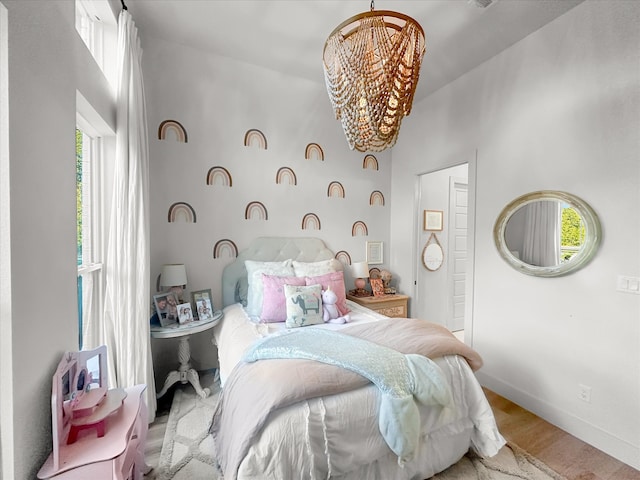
[422,233,444,271]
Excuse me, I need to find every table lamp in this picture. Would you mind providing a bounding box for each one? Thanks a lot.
[351,261,370,297]
[160,264,187,302]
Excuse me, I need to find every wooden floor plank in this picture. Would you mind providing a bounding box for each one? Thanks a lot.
[484,388,640,480]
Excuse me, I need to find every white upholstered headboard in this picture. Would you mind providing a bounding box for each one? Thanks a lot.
[221,237,342,308]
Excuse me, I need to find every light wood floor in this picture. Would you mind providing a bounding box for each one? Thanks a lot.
[484,388,640,480]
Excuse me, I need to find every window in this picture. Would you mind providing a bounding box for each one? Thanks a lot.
[76,123,104,349]
[75,0,117,90]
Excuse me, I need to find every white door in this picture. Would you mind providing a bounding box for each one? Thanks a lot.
[447,178,468,332]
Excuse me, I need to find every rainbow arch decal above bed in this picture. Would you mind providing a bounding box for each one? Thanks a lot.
[327,181,345,198]
[305,143,324,161]
[363,154,378,171]
[207,166,233,187]
[158,120,188,143]
[335,250,352,265]
[369,190,385,206]
[245,201,268,220]
[168,202,196,223]
[244,129,268,149]
[275,167,297,185]
[351,221,368,236]
[301,213,321,230]
[213,239,239,259]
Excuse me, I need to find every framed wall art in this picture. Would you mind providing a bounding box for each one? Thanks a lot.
[424,210,443,231]
[366,241,383,265]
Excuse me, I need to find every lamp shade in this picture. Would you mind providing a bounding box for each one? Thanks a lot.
[351,262,370,279]
[160,264,187,287]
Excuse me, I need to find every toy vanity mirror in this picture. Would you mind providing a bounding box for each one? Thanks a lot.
[493,190,601,277]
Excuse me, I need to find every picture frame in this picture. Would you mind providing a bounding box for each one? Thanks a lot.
[153,292,179,327]
[424,210,444,231]
[370,278,385,297]
[191,289,214,321]
[366,241,384,265]
[177,303,194,324]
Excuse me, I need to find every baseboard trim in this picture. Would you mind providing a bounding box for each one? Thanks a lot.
[476,371,640,471]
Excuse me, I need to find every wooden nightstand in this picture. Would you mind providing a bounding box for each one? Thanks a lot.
[347,294,409,318]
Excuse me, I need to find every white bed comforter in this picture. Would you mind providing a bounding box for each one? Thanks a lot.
[212,302,505,480]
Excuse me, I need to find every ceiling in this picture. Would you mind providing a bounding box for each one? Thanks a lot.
[126,0,583,101]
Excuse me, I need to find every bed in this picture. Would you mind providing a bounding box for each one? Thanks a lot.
[210,237,505,480]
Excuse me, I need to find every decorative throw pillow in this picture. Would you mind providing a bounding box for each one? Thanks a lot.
[305,271,350,316]
[261,274,306,323]
[245,260,294,317]
[284,284,324,328]
[292,259,340,277]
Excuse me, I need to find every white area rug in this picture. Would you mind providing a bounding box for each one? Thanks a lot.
[153,378,220,480]
[432,442,568,480]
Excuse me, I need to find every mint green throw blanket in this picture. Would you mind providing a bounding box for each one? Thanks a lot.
[243,328,453,465]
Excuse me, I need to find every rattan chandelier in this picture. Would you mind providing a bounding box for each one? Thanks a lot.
[323,2,425,152]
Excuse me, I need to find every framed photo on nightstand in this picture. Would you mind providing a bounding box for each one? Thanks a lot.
[154,292,179,327]
[191,289,214,321]
[177,303,194,324]
[370,278,385,297]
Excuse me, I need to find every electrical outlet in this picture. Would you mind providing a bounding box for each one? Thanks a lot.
[578,384,592,403]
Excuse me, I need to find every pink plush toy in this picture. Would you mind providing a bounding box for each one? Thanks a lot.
[322,287,350,324]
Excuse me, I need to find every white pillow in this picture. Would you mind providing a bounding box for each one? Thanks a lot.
[245,259,294,317]
[292,259,340,277]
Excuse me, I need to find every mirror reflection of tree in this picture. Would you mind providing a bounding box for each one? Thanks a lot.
[560,206,586,262]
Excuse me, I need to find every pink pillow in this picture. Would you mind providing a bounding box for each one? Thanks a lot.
[305,271,350,316]
[261,274,306,322]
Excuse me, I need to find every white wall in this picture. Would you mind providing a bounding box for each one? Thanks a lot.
[140,36,393,385]
[2,2,78,478]
[1,1,117,477]
[391,0,640,468]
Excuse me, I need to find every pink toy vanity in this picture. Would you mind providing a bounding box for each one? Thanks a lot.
[37,346,148,480]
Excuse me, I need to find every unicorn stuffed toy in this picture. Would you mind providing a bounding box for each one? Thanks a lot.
[321,286,350,324]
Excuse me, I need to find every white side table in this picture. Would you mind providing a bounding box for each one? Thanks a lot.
[151,311,223,399]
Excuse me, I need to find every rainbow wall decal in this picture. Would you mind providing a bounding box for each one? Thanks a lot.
[335,251,352,266]
[206,166,233,187]
[158,120,188,143]
[168,202,196,223]
[363,154,379,170]
[351,221,368,236]
[213,239,238,259]
[301,213,321,230]
[245,201,268,220]
[327,181,345,198]
[275,167,297,185]
[244,129,268,149]
[369,190,385,206]
[305,143,324,161]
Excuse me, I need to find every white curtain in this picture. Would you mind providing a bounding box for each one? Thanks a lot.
[100,9,156,421]
[522,201,561,267]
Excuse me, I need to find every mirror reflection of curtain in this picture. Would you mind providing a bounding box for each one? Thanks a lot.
[522,201,561,266]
